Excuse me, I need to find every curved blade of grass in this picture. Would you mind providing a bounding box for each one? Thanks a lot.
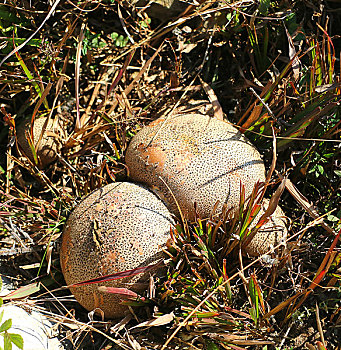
[316,22,336,84]
[31,82,53,152]
[2,276,55,300]
[24,129,38,165]
[70,261,163,287]
[130,312,175,329]
[14,46,49,110]
[97,286,139,298]
[75,22,85,130]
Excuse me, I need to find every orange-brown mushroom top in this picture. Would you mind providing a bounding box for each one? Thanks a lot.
[60,182,174,319]
[126,113,266,221]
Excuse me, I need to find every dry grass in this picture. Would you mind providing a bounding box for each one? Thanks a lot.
[0,0,340,349]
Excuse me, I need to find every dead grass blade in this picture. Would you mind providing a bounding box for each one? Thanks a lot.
[265,125,277,184]
[199,76,224,121]
[284,24,301,81]
[241,177,284,250]
[130,312,174,329]
[263,290,306,319]
[311,229,340,287]
[315,302,326,347]
[70,261,163,287]
[240,105,262,130]
[2,282,42,300]
[278,174,337,237]
[75,22,85,130]
[97,286,140,299]
[256,177,286,228]
[107,43,164,116]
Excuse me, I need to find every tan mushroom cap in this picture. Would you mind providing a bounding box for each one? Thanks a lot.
[16,117,64,168]
[126,113,266,221]
[60,182,174,319]
[243,199,288,257]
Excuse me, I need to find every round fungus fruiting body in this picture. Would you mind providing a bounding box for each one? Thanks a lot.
[17,117,64,168]
[243,199,288,257]
[60,182,174,319]
[126,113,266,221]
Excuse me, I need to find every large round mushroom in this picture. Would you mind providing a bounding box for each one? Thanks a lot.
[126,113,266,221]
[60,182,174,319]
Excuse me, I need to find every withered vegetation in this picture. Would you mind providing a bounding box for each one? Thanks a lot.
[0,0,340,349]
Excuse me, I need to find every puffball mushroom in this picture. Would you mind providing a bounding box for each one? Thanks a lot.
[60,182,174,319]
[16,117,64,168]
[243,199,288,257]
[126,113,266,221]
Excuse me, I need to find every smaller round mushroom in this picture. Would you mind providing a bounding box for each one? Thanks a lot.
[16,117,64,168]
[242,199,288,257]
[60,182,174,319]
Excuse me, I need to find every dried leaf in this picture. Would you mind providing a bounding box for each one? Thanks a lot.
[241,105,262,130]
[130,312,174,329]
[257,177,286,227]
[279,174,336,236]
[97,286,139,298]
[284,25,301,80]
[2,282,41,300]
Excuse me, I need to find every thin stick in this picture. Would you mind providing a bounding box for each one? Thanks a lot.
[250,86,276,120]
[75,23,85,130]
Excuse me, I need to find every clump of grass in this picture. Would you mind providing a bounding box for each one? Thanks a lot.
[153,183,286,348]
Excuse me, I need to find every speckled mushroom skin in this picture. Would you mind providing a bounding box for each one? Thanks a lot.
[243,199,288,257]
[126,114,266,221]
[60,182,174,319]
[17,117,64,168]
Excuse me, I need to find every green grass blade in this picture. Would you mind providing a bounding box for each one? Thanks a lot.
[15,50,49,109]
